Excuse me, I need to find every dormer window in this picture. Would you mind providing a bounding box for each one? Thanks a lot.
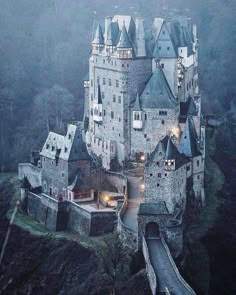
[64,147,68,153]
[68,134,71,139]
[133,111,143,129]
[46,144,49,149]
[52,146,55,151]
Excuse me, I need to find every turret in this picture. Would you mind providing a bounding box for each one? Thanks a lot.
[135,17,146,57]
[92,23,104,55]
[164,138,176,171]
[133,93,143,129]
[106,22,119,56]
[93,85,103,123]
[117,23,133,59]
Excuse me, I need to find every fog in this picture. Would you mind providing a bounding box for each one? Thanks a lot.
[0,0,235,171]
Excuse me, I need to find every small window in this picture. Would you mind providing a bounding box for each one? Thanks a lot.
[52,146,55,151]
[91,108,93,115]
[158,173,161,178]
[97,76,100,84]
[116,80,119,88]
[113,95,116,103]
[156,161,159,166]
[157,183,160,187]
[103,110,106,116]
[119,117,121,122]
[122,64,124,68]
[103,59,105,64]
[46,144,49,149]
[111,111,114,119]
[167,47,170,51]
[150,173,153,177]
[163,31,165,35]
[159,46,161,50]
[118,96,122,104]
[197,160,200,167]
[64,147,68,153]
[144,134,147,138]
[91,80,93,87]
[109,79,112,86]
[62,172,65,178]
[103,78,106,85]
[91,93,93,101]
[187,165,190,171]
[68,134,71,139]
[145,114,147,120]
[162,120,165,125]
[102,92,105,99]
[161,63,164,69]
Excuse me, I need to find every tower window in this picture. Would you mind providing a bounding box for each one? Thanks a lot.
[102,92,105,99]
[103,110,106,116]
[103,78,106,85]
[97,76,100,84]
[150,173,153,177]
[118,96,122,104]
[157,183,160,187]
[144,134,147,138]
[167,47,170,51]
[109,79,112,86]
[145,114,147,120]
[159,46,161,50]
[111,111,114,119]
[162,120,165,125]
[158,173,161,178]
[163,31,165,35]
[91,80,93,87]
[116,80,119,88]
[113,95,116,103]
[91,94,93,101]
[197,160,200,167]
[119,117,121,122]
[161,63,164,69]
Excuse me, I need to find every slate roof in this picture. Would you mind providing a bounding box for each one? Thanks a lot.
[147,135,189,169]
[117,24,133,49]
[140,67,178,109]
[138,202,169,215]
[178,116,201,158]
[92,23,104,45]
[133,93,142,111]
[68,169,90,191]
[40,124,90,161]
[106,22,120,46]
[180,96,198,119]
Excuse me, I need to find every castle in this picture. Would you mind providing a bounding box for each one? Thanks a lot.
[19,14,204,294]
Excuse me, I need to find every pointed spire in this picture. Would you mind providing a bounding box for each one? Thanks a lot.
[92,23,104,45]
[117,23,132,48]
[97,84,102,104]
[178,116,201,158]
[133,93,142,111]
[165,137,176,160]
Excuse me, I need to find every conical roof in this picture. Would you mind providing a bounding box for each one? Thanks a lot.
[178,116,201,158]
[133,93,142,111]
[92,24,104,45]
[117,24,132,48]
[165,137,177,160]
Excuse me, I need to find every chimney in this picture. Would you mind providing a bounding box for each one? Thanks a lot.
[135,17,146,57]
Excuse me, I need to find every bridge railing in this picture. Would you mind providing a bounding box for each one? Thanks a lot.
[142,236,157,295]
[160,238,196,295]
[117,193,138,249]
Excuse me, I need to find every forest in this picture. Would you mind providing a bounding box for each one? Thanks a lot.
[0,0,235,171]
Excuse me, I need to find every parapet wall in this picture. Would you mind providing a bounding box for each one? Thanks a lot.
[142,237,157,295]
[117,196,138,249]
[26,192,116,236]
[106,171,128,194]
[27,192,68,231]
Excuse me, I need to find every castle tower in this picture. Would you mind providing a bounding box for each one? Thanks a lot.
[135,17,147,57]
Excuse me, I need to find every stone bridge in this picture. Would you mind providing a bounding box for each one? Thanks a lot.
[118,170,196,295]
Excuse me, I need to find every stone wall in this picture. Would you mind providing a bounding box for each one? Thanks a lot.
[131,107,179,158]
[105,171,128,194]
[27,192,68,231]
[138,213,183,257]
[67,202,116,236]
[145,161,187,213]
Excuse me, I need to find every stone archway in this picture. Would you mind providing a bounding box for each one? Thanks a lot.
[145,222,160,239]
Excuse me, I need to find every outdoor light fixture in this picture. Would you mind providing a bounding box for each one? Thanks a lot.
[140,155,145,162]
